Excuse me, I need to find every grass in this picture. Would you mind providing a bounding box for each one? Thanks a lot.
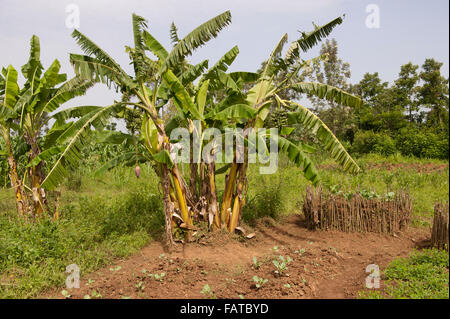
[0,164,164,298]
[359,249,449,299]
[0,154,448,298]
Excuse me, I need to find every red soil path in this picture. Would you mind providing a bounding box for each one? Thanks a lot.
[42,215,430,299]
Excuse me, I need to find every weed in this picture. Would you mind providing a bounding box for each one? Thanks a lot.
[294,248,306,255]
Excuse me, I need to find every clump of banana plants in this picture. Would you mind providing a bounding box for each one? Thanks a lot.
[52,11,234,245]
[0,35,95,219]
[175,15,362,234]
[34,12,362,245]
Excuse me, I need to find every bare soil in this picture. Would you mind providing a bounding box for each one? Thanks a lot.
[41,214,430,299]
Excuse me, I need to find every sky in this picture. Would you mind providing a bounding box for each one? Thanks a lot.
[1,0,449,111]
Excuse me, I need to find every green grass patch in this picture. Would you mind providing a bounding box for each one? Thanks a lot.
[0,155,448,298]
[0,165,164,298]
[359,249,449,299]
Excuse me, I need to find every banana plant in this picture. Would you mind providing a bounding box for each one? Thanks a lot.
[158,41,262,232]
[148,16,360,234]
[0,35,95,218]
[0,66,30,215]
[59,12,233,244]
[210,15,362,233]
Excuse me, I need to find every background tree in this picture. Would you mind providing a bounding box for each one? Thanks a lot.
[393,62,419,123]
[418,59,449,129]
[306,39,353,139]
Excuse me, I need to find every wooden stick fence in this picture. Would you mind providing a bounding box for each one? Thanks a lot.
[431,202,449,251]
[302,186,412,234]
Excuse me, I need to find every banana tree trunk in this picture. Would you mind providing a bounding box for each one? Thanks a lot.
[7,155,29,216]
[27,138,46,218]
[171,164,195,241]
[160,164,175,247]
[2,130,29,216]
[220,160,239,225]
[207,161,220,230]
[228,160,248,233]
[145,111,193,243]
[189,134,199,203]
[199,160,208,222]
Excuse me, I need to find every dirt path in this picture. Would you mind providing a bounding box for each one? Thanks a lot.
[42,215,430,299]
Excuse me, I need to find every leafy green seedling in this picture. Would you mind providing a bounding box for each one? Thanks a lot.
[273,255,293,276]
[84,290,103,298]
[150,272,166,282]
[201,284,216,299]
[61,290,71,298]
[109,266,122,272]
[253,276,268,289]
[252,256,262,269]
[136,281,145,291]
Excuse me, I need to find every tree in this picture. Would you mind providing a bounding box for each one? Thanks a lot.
[354,72,388,109]
[393,62,419,123]
[306,39,353,139]
[418,58,449,128]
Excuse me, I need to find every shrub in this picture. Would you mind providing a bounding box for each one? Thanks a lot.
[351,131,397,156]
[394,127,449,159]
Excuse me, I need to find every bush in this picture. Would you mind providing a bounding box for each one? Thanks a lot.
[394,127,449,159]
[351,131,397,156]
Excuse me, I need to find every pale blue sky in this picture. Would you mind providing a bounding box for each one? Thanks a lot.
[1,0,449,109]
